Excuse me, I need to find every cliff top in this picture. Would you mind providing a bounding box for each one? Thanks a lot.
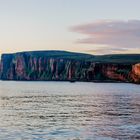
[1,50,140,64]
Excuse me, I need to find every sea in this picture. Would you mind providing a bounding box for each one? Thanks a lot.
[0,81,140,140]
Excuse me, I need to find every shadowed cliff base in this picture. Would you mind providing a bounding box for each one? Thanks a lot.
[0,50,140,84]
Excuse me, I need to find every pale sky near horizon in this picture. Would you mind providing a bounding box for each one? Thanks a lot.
[0,0,140,55]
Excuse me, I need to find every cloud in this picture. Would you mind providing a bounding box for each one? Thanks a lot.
[70,20,140,53]
[86,47,129,54]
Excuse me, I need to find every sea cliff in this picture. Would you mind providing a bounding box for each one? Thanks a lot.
[0,51,140,83]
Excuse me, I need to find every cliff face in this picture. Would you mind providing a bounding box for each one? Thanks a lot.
[130,64,140,83]
[0,51,140,83]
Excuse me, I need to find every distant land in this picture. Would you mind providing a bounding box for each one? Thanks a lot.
[0,50,140,84]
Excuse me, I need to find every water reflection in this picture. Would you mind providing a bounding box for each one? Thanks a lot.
[0,81,140,139]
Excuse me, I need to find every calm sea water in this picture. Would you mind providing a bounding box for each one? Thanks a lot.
[0,81,140,140]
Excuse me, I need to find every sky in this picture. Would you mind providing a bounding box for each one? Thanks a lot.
[0,0,140,55]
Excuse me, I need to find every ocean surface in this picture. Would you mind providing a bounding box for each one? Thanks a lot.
[0,81,140,140]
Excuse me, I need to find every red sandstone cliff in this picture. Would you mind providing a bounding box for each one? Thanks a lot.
[130,63,140,83]
[0,51,140,83]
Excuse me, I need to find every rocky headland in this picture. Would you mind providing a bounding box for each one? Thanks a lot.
[0,50,140,84]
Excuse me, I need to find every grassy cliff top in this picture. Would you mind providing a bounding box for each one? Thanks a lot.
[1,50,140,64]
